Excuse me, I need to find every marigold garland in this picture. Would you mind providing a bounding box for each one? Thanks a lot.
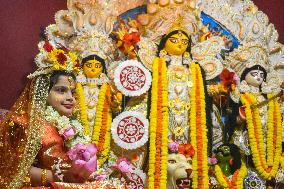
[76,83,90,135]
[92,84,112,165]
[240,93,282,180]
[160,59,168,188]
[148,58,168,189]
[215,162,247,189]
[280,156,284,169]
[148,58,158,189]
[189,63,209,189]
[76,83,112,165]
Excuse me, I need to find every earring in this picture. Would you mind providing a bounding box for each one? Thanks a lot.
[183,52,190,59]
[159,49,167,58]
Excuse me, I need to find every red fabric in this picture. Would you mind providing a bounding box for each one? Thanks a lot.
[0,0,66,109]
[0,0,283,109]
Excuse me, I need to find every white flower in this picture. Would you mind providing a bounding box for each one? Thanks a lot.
[44,106,90,149]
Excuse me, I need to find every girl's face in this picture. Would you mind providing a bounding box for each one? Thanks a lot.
[47,75,76,117]
[164,31,189,56]
[245,69,264,87]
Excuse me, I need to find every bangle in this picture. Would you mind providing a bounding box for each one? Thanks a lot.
[23,172,31,186]
[41,169,47,186]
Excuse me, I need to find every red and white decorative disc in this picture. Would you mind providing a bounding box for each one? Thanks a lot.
[114,60,151,97]
[126,168,146,189]
[111,111,149,150]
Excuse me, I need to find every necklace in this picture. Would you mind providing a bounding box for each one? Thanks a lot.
[44,106,90,148]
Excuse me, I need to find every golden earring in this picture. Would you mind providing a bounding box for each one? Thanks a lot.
[183,52,190,59]
[159,49,167,57]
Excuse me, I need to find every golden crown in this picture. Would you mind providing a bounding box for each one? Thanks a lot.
[226,42,269,77]
[165,15,191,36]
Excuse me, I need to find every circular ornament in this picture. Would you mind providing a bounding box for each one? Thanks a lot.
[199,56,223,80]
[244,170,265,189]
[114,60,152,96]
[111,111,149,150]
[126,167,146,189]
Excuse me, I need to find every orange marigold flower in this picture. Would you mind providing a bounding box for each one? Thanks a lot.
[178,144,195,158]
[122,32,140,45]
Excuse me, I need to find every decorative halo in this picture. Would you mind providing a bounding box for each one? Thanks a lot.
[114,60,152,97]
[111,111,149,150]
[126,167,146,189]
[199,56,223,80]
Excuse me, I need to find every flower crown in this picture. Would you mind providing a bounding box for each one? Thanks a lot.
[28,41,81,78]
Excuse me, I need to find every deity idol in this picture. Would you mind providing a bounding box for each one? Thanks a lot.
[112,17,213,188]
[75,52,122,166]
[118,5,218,185]
[226,43,284,185]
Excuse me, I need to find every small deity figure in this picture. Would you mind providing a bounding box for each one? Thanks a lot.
[226,43,284,183]
[212,144,247,189]
[215,144,241,177]
[76,53,123,166]
[76,54,110,134]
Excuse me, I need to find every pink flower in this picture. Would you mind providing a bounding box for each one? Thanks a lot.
[94,174,108,181]
[62,127,76,140]
[112,157,133,173]
[233,74,240,85]
[67,144,98,174]
[208,157,218,165]
[168,141,179,153]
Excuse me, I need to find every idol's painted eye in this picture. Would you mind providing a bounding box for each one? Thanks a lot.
[95,63,102,68]
[85,62,93,68]
[169,38,179,43]
[168,159,177,164]
[250,71,258,77]
[181,39,189,45]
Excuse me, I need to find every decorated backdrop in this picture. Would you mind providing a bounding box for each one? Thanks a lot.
[0,0,283,109]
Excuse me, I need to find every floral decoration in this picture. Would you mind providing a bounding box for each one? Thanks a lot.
[67,143,98,178]
[178,144,195,158]
[240,93,282,180]
[219,68,239,92]
[44,106,90,148]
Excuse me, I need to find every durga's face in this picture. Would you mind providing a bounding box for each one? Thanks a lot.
[164,31,189,56]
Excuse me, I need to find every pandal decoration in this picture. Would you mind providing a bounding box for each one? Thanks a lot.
[215,162,247,189]
[240,93,282,180]
[114,60,152,97]
[111,111,149,150]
